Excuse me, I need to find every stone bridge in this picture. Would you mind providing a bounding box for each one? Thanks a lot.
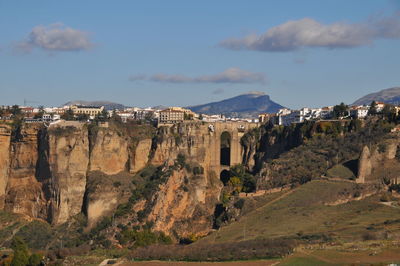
[205,121,259,179]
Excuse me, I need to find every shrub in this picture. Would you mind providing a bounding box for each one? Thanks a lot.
[10,237,29,266]
[234,199,245,209]
[27,253,42,266]
[15,221,53,250]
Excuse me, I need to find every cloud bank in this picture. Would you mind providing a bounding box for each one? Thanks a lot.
[130,68,266,84]
[220,13,400,52]
[17,23,93,52]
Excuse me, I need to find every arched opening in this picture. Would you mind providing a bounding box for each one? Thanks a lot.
[220,131,231,166]
[220,169,231,185]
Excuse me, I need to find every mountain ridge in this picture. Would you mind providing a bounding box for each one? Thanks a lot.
[187,92,284,118]
[353,87,400,105]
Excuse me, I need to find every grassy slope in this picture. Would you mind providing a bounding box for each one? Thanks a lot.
[0,211,29,247]
[198,180,400,244]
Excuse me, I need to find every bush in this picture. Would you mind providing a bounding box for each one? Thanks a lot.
[10,237,29,266]
[234,199,245,209]
[27,253,42,266]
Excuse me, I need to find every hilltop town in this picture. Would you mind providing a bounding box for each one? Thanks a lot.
[0,98,395,127]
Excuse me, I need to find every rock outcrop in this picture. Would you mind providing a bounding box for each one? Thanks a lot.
[147,168,222,238]
[357,140,400,184]
[0,125,11,209]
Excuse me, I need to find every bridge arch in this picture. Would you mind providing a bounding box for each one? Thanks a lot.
[220,131,231,166]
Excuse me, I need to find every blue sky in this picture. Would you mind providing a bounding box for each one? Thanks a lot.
[0,0,399,108]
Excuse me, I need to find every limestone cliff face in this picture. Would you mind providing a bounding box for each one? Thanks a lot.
[147,169,222,238]
[4,124,47,219]
[0,125,11,209]
[129,138,152,173]
[0,121,248,240]
[89,128,129,175]
[151,124,213,170]
[357,139,400,184]
[85,171,133,227]
[47,125,90,224]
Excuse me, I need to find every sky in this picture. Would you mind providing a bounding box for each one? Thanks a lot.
[0,0,399,109]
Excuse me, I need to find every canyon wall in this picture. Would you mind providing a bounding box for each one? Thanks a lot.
[0,121,256,237]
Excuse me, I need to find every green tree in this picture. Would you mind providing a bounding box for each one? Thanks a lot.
[381,104,397,122]
[27,253,42,266]
[11,105,21,116]
[368,101,378,116]
[61,108,75,120]
[184,113,193,120]
[111,110,122,122]
[332,103,348,118]
[10,237,29,266]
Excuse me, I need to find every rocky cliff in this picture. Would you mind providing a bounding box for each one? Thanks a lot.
[0,121,227,239]
[0,125,11,209]
[357,138,400,184]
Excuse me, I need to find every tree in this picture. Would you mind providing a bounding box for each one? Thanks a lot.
[111,110,122,122]
[11,105,21,116]
[27,253,42,266]
[184,113,193,120]
[368,101,378,116]
[10,237,29,266]
[61,108,75,120]
[332,103,348,118]
[381,104,397,121]
[76,113,89,121]
[33,105,45,119]
[144,112,155,122]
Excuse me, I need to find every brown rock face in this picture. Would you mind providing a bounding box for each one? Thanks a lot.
[357,146,372,183]
[85,171,132,227]
[129,138,152,173]
[47,125,90,224]
[89,129,129,175]
[0,125,11,209]
[357,139,400,184]
[4,124,47,219]
[147,169,222,238]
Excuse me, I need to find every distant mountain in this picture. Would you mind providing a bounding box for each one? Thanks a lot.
[353,87,400,105]
[187,92,284,118]
[152,105,168,110]
[62,100,126,111]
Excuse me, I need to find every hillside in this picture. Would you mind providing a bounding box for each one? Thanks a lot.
[353,87,400,105]
[187,92,284,118]
[62,100,126,110]
[198,180,393,244]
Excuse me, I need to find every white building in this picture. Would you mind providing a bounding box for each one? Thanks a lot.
[350,106,369,118]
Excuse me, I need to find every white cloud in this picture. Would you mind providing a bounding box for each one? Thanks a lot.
[129,68,266,84]
[17,23,93,52]
[220,13,400,52]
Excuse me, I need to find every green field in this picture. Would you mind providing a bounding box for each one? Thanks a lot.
[198,180,400,244]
